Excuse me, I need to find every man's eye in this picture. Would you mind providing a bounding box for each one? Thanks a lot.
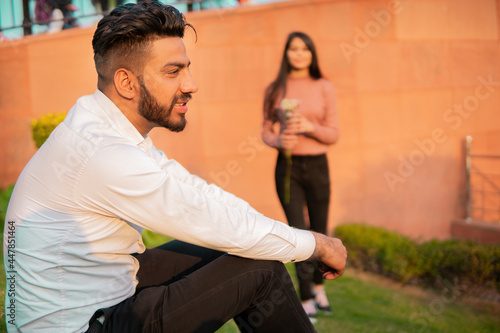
[165,68,180,76]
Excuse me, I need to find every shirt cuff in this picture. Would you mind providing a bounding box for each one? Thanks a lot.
[293,229,316,262]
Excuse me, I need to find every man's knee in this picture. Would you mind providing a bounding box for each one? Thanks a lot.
[232,260,298,332]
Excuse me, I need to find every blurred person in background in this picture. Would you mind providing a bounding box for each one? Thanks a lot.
[262,31,340,323]
[34,0,79,32]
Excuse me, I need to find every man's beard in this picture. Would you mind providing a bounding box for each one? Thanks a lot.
[138,78,189,132]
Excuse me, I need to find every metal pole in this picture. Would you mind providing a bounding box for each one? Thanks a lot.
[465,135,473,222]
[22,0,32,36]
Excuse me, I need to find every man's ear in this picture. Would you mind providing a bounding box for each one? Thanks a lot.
[113,69,138,100]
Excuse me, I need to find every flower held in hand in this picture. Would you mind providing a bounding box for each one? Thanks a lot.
[279,98,300,204]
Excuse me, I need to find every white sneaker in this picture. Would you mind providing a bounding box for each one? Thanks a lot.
[314,289,332,314]
[302,299,318,324]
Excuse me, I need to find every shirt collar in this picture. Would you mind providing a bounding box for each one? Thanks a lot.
[93,89,152,151]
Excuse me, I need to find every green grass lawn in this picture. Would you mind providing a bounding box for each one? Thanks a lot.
[1,230,499,332]
[216,265,500,333]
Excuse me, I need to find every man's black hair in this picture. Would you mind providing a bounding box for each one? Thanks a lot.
[92,1,195,88]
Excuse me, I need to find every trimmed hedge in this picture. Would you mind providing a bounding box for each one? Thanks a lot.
[335,224,500,293]
[31,112,66,148]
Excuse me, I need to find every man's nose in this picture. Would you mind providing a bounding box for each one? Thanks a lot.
[181,71,198,94]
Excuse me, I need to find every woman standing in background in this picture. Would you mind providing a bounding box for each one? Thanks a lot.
[261,31,339,322]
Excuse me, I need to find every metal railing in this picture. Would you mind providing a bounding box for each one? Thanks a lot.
[2,0,107,37]
[0,0,241,39]
[465,135,500,223]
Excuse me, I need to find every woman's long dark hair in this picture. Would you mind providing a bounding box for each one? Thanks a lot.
[263,31,323,120]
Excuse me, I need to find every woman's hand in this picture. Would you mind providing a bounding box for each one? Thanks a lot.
[279,129,298,150]
[286,113,315,135]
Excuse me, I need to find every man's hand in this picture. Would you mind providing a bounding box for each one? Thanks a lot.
[311,232,347,280]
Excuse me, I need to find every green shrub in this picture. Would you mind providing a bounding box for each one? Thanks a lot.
[32,112,66,148]
[335,223,500,292]
[417,239,500,291]
[335,224,418,282]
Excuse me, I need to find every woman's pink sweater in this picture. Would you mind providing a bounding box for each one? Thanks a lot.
[262,76,339,155]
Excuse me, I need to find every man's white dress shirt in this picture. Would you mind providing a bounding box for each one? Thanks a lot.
[3,90,315,332]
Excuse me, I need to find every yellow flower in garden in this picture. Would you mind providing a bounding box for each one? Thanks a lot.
[32,112,67,148]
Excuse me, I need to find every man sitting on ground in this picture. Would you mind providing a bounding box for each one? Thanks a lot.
[4,2,347,332]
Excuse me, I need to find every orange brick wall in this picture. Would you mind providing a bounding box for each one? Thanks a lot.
[1,0,499,240]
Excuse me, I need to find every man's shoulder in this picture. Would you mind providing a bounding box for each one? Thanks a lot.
[64,94,118,140]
